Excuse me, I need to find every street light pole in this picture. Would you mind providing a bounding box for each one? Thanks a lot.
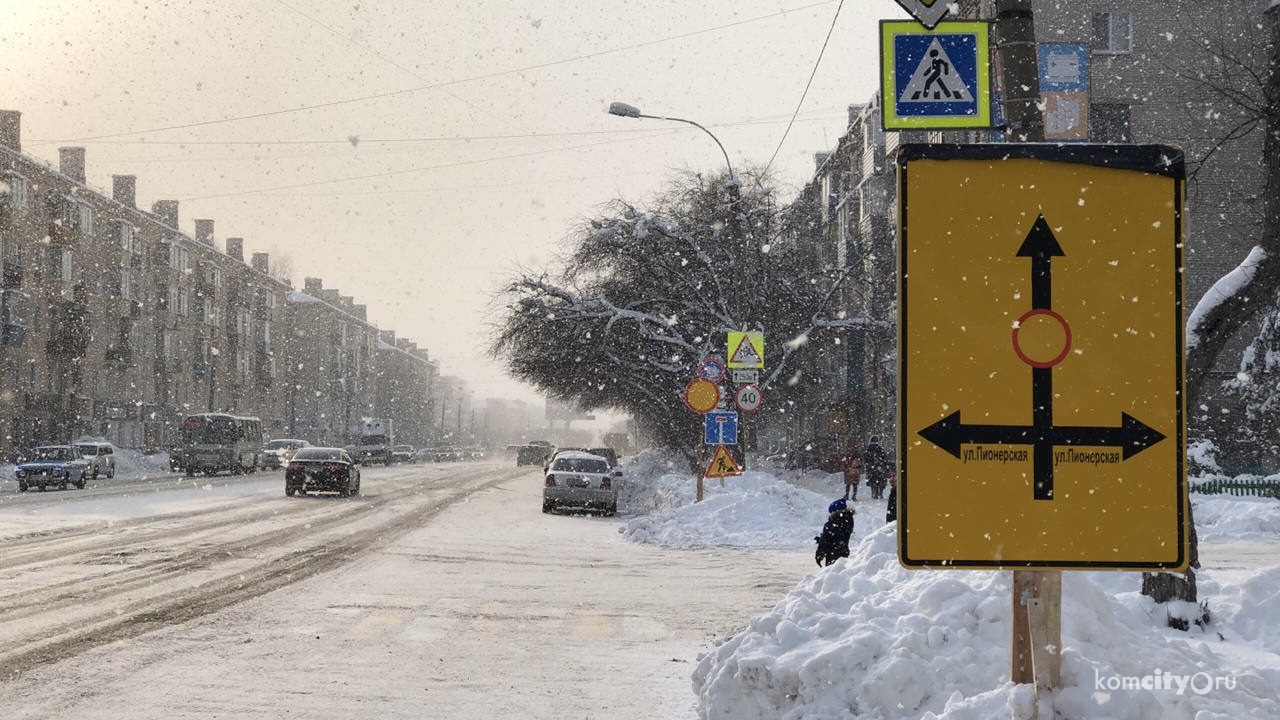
[608,100,751,491]
[608,102,736,182]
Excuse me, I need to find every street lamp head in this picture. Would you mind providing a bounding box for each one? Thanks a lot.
[607,101,641,118]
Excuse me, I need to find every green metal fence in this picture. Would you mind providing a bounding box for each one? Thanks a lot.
[1190,477,1280,498]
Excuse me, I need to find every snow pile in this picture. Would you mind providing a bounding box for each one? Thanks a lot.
[618,449,846,550]
[617,454,1280,719]
[1194,493,1280,540]
[691,524,1280,720]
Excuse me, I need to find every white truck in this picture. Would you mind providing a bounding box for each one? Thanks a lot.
[350,417,394,466]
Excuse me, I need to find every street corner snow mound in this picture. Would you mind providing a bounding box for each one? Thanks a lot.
[692,525,1014,720]
[618,465,830,550]
[693,524,1280,720]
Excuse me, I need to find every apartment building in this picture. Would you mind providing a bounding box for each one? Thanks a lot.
[0,110,439,459]
[804,0,1270,465]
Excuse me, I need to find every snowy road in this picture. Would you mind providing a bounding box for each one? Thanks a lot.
[1,461,807,719]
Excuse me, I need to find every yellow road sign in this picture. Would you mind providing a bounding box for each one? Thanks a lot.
[683,378,720,414]
[705,445,743,478]
[727,331,765,369]
[898,144,1187,571]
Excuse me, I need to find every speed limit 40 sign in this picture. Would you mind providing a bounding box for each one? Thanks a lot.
[735,384,763,413]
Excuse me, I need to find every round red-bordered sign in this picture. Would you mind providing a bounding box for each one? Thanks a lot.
[683,378,721,414]
[734,383,763,413]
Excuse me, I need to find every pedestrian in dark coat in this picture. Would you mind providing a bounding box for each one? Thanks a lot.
[885,474,898,523]
[863,436,891,500]
[815,498,856,567]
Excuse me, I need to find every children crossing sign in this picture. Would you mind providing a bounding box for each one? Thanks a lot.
[726,331,764,369]
[881,21,991,130]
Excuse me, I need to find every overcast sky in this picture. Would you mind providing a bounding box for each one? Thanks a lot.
[5,0,904,407]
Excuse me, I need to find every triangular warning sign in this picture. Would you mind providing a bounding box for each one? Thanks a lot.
[899,38,973,103]
[705,445,743,478]
[728,335,763,368]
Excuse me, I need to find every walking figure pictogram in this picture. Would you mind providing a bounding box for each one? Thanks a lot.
[918,49,953,99]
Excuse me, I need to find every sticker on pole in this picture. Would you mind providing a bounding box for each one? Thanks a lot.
[705,445,743,478]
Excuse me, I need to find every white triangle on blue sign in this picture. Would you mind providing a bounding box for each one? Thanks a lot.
[899,38,973,104]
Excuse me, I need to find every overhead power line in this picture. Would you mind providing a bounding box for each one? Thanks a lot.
[43,0,836,144]
[763,0,846,178]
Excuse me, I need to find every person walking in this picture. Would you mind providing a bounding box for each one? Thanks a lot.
[841,446,863,501]
[814,498,856,567]
[863,436,891,500]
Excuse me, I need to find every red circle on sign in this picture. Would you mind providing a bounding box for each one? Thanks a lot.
[735,384,763,413]
[1012,308,1072,368]
[683,378,720,414]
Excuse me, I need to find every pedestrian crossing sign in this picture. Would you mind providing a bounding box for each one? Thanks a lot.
[881,20,991,130]
[705,445,743,478]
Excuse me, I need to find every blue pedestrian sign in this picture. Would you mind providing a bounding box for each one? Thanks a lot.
[704,411,739,446]
[881,21,991,130]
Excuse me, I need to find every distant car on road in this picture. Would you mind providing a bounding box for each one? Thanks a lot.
[543,451,620,516]
[285,446,361,497]
[75,440,117,478]
[390,445,414,463]
[516,443,553,467]
[15,445,92,491]
[260,439,311,470]
[586,447,619,468]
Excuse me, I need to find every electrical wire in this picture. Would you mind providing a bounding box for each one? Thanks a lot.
[762,0,846,179]
[43,0,837,145]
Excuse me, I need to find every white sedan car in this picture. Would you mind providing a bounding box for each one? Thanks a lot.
[542,451,620,516]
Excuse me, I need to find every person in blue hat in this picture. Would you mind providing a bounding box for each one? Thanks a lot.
[814,497,856,567]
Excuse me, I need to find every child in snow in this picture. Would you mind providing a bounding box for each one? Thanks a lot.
[814,498,856,567]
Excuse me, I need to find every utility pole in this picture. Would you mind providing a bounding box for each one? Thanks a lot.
[989,0,1055,693]
[993,0,1044,142]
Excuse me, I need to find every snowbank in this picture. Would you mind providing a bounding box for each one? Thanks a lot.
[617,451,1280,719]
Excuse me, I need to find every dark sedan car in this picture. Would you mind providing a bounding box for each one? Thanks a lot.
[285,447,361,498]
[15,445,92,492]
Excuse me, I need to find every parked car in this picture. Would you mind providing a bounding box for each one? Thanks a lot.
[15,445,92,491]
[542,450,620,515]
[75,440,117,478]
[285,446,361,497]
[412,447,437,463]
[390,445,414,463]
[261,439,311,470]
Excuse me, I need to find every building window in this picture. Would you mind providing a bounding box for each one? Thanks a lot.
[1091,11,1132,55]
[3,173,29,212]
[1091,103,1132,143]
[170,243,189,273]
[78,203,94,236]
[117,222,137,253]
[49,247,73,286]
[177,289,190,317]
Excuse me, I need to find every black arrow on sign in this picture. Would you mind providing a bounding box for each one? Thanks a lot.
[918,411,1165,500]
[1016,214,1065,310]
[917,214,1166,500]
